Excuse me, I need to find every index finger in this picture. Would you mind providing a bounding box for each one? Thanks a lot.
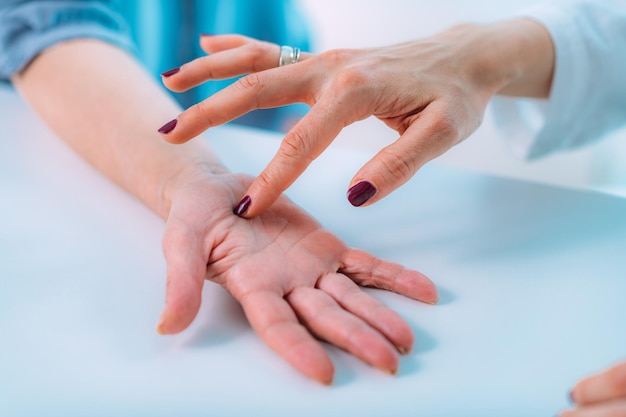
[234,98,353,218]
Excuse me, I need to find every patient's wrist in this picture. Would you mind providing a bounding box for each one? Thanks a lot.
[158,158,229,218]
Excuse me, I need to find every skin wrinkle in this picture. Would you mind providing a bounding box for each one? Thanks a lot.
[14,36,442,384]
[377,146,417,184]
[193,99,219,130]
[235,72,264,110]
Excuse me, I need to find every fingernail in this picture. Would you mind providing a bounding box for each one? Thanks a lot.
[234,195,251,217]
[161,67,180,77]
[158,119,178,134]
[347,181,377,207]
[156,313,166,335]
[397,346,410,355]
[428,296,440,305]
[200,33,213,38]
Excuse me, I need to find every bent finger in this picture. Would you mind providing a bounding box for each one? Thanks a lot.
[346,101,464,207]
[240,289,334,385]
[316,273,414,354]
[340,248,438,305]
[287,286,399,375]
[158,65,314,144]
[235,98,354,218]
[157,222,207,334]
[571,361,626,406]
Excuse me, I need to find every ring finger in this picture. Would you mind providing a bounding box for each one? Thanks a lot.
[287,285,399,374]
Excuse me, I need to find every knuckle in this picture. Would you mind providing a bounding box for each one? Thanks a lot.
[191,100,216,127]
[430,108,460,139]
[332,64,371,92]
[235,72,265,93]
[255,167,282,192]
[247,42,271,72]
[376,148,417,184]
[278,130,313,162]
[319,48,357,66]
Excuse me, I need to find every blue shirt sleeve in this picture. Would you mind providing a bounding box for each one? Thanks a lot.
[0,0,137,82]
[491,0,626,159]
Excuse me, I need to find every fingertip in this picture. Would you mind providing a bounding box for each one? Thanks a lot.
[161,67,180,78]
[395,268,439,305]
[360,334,399,375]
[316,362,335,386]
[423,283,440,305]
[568,388,577,404]
[233,182,281,219]
[382,353,400,376]
[157,292,202,335]
[160,67,190,93]
[397,346,411,355]
[157,118,178,135]
[156,310,191,335]
[233,195,252,217]
[294,346,335,385]
[157,118,194,144]
[394,329,414,357]
[347,180,378,207]
[156,310,172,335]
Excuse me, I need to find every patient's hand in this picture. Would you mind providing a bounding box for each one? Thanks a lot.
[560,360,626,416]
[156,168,438,384]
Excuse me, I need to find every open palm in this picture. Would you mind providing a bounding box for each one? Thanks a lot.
[156,171,438,383]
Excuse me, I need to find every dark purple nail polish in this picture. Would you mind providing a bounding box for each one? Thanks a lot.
[568,389,576,404]
[347,181,377,207]
[234,195,251,217]
[161,67,180,77]
[157,119,178,134]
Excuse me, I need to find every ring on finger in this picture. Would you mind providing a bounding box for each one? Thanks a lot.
[278,45,301,67]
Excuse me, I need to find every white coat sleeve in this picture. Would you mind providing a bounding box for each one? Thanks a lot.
[491,0,626,159]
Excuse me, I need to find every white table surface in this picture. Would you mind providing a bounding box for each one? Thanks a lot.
[1,85,625,416]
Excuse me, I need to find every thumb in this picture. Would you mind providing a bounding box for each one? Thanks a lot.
[347,102,463,207]
[157,222,207,334]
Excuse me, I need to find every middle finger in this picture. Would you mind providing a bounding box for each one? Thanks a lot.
[287,285,399,375]
[159,64,315,143]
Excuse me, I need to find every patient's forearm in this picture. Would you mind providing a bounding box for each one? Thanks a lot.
[11,39,224,219]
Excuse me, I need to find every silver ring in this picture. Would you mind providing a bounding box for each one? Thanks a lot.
[279,45,300,67]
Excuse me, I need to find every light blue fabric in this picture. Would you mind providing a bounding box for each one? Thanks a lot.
[0,0,311,130]
[492,0,626,159]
